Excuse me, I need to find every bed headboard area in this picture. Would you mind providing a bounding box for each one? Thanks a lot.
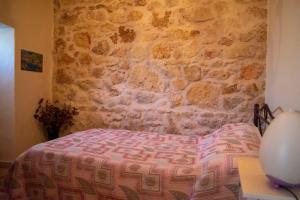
[254,104,278,136]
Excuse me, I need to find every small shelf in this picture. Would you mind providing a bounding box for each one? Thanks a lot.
[238,157,300,200]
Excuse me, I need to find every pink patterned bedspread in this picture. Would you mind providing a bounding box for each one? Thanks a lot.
[6,123,260,200]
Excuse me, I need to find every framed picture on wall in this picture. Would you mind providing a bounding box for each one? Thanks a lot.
[21,49,43,72]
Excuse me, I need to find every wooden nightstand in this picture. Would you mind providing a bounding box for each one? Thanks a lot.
[238,157,300,200]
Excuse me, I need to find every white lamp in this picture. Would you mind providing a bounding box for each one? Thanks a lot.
[259,111,300,187]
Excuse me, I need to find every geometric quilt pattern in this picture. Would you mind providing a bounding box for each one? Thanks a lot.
[6,123,260,200]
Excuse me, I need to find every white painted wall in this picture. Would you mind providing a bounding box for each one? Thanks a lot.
[0,0,53,159]
[0,24,15,161]
[266,0,300,111]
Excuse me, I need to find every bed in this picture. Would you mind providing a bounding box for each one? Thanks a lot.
[5,122,260,200]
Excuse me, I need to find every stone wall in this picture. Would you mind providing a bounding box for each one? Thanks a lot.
[53,0,267,135]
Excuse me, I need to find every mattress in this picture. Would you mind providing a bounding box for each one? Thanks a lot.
[6,123,260,200]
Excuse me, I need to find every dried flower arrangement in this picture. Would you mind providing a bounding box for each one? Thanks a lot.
[34,98,79,140]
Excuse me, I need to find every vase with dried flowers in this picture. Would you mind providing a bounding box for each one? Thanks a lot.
[34,98,79,140]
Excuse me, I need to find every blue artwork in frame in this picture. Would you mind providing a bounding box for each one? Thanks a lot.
[21,49,43,72]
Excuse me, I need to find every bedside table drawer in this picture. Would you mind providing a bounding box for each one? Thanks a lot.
[239,187,260,200]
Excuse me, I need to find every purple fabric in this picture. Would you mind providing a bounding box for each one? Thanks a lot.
[267,175,300,188]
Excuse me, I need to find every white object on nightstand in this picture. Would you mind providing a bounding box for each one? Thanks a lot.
[238,157,300,200]
[260,111,300,186]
